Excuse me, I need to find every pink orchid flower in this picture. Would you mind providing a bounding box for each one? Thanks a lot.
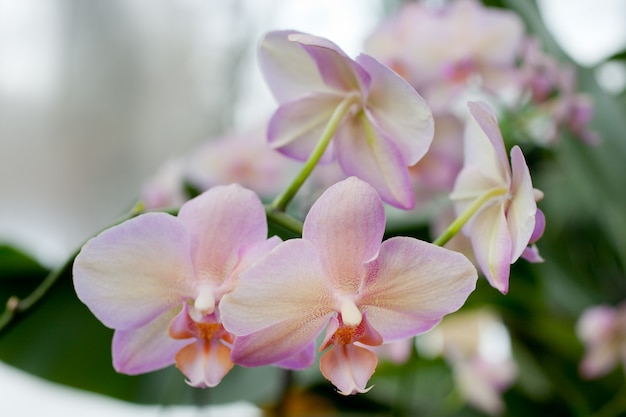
[73,184,280,387]
[577,303,626,379]
[450,101,544,294]
[364,0,524,111]
[220,177,477,395]
[259,30,434,209]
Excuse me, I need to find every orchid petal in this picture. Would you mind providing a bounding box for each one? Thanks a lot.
[221,239,334,365]
[335,114,415,209]
[321,316,341,351]
[320,344,377,395]
[449,166,505,221]
[168,303,197,340]
[290,33,370,93]
[231,320,323,369]
[178,184,267,286]
[258,30,332,102]
[521,207,545,263]
[175,339,234,388]
[275,341,318,370]
[521,244,544,263]
[73,213,195,330]
[221,235,283,298]
[450,165,504,201]
[267,95,340,162]
[507,146,537,261]
[471,203,512,293]
[112,306,188,375]
[464,102,510,182]
[359,237,477,340]
[580,343,620,379]
[529,208,546,244]
[356,53,434,165]
[233,235,282,275]
[303,177,385,293]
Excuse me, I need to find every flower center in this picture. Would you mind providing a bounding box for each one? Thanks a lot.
[333,323,362,345]
[194,285,215,316]
[340,299,362,327]
[194,322,223,341]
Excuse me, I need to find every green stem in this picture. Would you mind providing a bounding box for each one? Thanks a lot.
[0,251,76,333]
[0,203,148,335]
[265,205,304,236]
[270,96,356,212]
[433,187,508,247]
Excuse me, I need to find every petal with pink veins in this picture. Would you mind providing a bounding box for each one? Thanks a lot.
[73,212,195,330]
[359,237,477,340]
[178,184,267,286]
[221,239,335,365]
[303,177,386,292]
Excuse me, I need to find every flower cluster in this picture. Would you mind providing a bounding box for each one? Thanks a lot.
[364,0,596,147]
[70,0,594,406]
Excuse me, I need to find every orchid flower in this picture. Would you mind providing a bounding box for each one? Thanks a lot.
[259,30,434,209]
[577,303,626,379]
[449,101,543,294]
[364,0,524,111]
[73,184,280,387]
[220,177,477,395]
[417,308,517,416]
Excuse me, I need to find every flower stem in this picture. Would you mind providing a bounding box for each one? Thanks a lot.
[0,203,148,335]
[433,188,508,247]
[0,251,75,333]
[265,205,304,236]
[270,96,355,212]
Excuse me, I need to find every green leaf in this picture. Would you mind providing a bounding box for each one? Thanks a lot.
[0,245,49,282]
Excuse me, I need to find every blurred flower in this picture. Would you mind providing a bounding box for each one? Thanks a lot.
[140,157,188,210]
[73,184,280,387]
[409,113,465,209]
[185,128,301,198]
[517,38,599,145]
[140,127,301,210]
[450,101,543,293]
[259,30,434,209]
[417,308,517,415]
[577,303,626,379]
[369,338,413,365]
[221,177,477,394]
[365,0,524,111]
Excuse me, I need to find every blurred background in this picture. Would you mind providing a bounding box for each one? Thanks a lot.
[1,0,626,416]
